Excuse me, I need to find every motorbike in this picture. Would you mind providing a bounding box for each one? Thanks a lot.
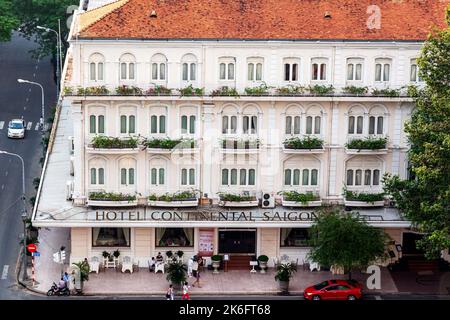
[47,282,70,296]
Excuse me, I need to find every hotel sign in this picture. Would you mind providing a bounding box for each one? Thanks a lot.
[94,209,321,222]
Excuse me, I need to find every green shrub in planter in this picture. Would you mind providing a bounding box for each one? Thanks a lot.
[257,255,269,262]
[211,255,222,261]
[274,263,296,282]
[283,136,323,149]
[279,191,320,204]
[345,137,387,150]
[344,189,384,203]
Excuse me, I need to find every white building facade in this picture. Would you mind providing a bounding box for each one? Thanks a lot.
[33,0,450,268]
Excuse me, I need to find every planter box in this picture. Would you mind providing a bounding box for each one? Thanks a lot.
[219,200,259,207]
[344,200,385,207]
[86,147,139,154]
[282,146,324,154]
[282,199,322,207]
[87,199,138,207]
[345,148,388,155]
[148,200,199,207]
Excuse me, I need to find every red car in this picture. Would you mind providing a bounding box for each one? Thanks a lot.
[303,279,363,300]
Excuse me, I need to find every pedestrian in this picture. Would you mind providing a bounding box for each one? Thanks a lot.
[192,256,199,278]
[63,272,70,287]
[187,256,194,277]
[181,281,190,300]
[192,268,202,288]
[166,284,174,300]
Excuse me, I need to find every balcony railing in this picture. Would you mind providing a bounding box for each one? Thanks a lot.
[345,136,388,154]
[63,84,419,98]
[148,191,199,207]
[343,189,385,207]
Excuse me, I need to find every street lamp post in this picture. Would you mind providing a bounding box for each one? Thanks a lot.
[17,79,45,133]
[0,151,28,281]
[37,23,62,99]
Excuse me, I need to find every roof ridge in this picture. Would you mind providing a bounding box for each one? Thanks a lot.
[78,0,132,34]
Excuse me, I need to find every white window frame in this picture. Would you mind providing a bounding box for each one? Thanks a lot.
[220,167,257,189]
[89,114,105,135]
[119,53,136,82]
[311,58,328,81]
[409,58,422,83]
[374,58,392,83]
[151,53,168,82]
[180,167,196,186]
[218,57,236,81]
[247,57,264,82]
[346,58,364,82]
[88,53,105,82]
[283,58,300,82]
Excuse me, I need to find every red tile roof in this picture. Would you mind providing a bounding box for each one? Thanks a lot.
[77,0,450,41]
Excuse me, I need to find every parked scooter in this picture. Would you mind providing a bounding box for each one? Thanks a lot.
[47,282,70,296]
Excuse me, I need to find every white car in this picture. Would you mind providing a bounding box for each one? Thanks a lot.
[7,119,26,139]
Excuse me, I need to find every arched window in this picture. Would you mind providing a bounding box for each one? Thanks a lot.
[375,58,392,82]
[283,58,300,82]
[89,114,105,134]
[119,53,136,81]
[219,57,235,80]
[311,58,328,80]
[89,53,105,81]
[151,53,168,81]
[346,58,363,81]
[247,57,263,81]
[181,54,197,81]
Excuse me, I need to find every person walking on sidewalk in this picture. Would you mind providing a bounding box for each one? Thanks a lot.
[192,268,202,288]
[181,282,190,300]
[166,284,174,300]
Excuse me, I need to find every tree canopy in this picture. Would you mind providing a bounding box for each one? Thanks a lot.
[308,210,388,278]
[383,9,450,259]
[0,0,19,42]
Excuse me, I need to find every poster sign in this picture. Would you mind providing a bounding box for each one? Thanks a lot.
[198,228,214,257]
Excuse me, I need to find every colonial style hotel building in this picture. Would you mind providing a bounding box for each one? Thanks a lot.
[33,0,450,268]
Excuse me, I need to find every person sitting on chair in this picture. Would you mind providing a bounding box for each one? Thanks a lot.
[149,257,156,271]
[156,252,164,262]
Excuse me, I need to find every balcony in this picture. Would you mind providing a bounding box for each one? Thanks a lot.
[144,138,199,155]
[282,136,324,154]
[345,136,388,155]
[148,191,199,207]
[87,191,138,207]
[219,138,260,154]
[343,189,385,208]
[279,190,322,207]
[86,136,139,154]
[218,193,259,207]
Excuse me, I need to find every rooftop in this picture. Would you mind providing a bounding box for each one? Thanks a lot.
[76,0,449,41]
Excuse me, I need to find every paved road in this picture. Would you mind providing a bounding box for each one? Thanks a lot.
[0,32,56,299]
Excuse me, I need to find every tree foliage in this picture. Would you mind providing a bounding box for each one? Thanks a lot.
[0,0,19,41]
[308,210,388,278]
[383,13,450,259]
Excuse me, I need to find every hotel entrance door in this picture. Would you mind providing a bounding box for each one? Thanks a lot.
[218,229,256,254]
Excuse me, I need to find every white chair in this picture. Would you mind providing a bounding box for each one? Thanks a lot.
[122,256,133,273]
[89,256,100,274]
[155,261,165,274]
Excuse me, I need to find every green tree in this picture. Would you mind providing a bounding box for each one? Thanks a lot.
[383,10,450,259]
[0,0,19,41]
[308,210,388,279]
[12,0,78,58]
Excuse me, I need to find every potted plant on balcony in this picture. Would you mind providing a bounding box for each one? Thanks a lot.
[275,262,296,294]
[257,255,269,273]
[166,261,187,291]
[211,255,222,274]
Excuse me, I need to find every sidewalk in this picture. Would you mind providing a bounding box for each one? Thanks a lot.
[30,228,398,296]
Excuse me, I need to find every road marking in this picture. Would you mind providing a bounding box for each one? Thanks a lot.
[5,171,8,176]
[374,295,382,300]
[1,185,4,190]
[24,106,27,111]
[1,265,9,280]
[0,121,4,130]
[28,88,31,92]
[26,98,29,102]
[35,123,40,130]
[33,73,36,77]
[27,122,32,130]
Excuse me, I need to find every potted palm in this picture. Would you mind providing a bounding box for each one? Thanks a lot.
[257,255,269,273]
[72,260,90,293]
[275,262,296,294]
[211,255,222,274]
[166,261,187,291]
